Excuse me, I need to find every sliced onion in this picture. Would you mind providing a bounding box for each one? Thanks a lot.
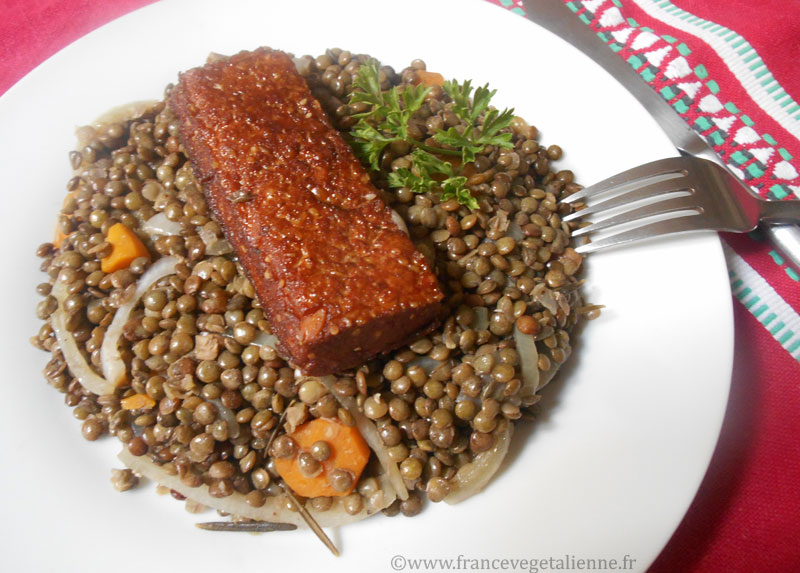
[507,221,524,241]
[553,290,572,316]
[143,213,235,255]
[472,306,489,331]
[533,288,559,315]
[487,210,510,235]
[118,448,395,527]
[50,282,116,396]
[390,209,409,235]
[91,100,159,127]
[210,399,240,439]
[198,226,233,255]
[445,419,513,504]
[406,355,441,376]
[142,213,236,256]
[76,100,159,148]
[100,256,181,386]
[250,331,280,349]
[513,325,540,396]
[318,375,409,501]
[142,212,182,237]
[539,345,572,390]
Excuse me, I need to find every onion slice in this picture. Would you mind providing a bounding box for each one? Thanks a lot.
[76,100,160,148]
[513,325,540,396]
[250,331,280,349]
[539,345,572,390]
[142,214,234,256]
[533,288,559,316]
[210,399,240,439]
[406,355,441,376]
[318,375,409,501]
[50,282,116,396]
[100,256,181,386]
[390,209,409,235]
[445,418,513,504]
[198,226,233,255]
[118,448,395,527]
[141,212,182,237]
[473,306,489,331]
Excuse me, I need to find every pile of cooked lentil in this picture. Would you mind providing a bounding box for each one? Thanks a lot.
[32,48,596,524]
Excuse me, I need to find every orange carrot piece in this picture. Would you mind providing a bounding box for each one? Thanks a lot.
[101,222,150,273]
[120,393,156,410]
[53,227,69,249]
[414,70,445,87]
[274,418,371,498]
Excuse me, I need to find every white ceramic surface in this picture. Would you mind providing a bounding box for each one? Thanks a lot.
[0,1,733,571]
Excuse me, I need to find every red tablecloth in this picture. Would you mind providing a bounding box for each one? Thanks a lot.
[3,1,799,571]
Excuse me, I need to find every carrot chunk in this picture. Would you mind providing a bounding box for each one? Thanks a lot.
[274,418,370,498]
[101,222,150,273]
[53,227,69,249]
[120,393,156,410]
[413,70,445,87]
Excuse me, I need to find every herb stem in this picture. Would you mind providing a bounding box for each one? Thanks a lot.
[407,139,461,157]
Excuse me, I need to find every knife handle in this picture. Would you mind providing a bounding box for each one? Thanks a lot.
[521,0,800,271]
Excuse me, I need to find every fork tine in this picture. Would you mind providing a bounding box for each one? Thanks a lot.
[571,194,701,237]
[563,177,693,223]
[575,214,708,254]
[562,156,688,205]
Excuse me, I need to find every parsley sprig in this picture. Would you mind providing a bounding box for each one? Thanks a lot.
[436,80,516,165]
[348,62,515,210]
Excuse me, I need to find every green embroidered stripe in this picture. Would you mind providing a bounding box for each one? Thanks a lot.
[770,321,786,335]
[724,242,800,363]
[565,0,800,201]
[744,295,760,309]
[753,304,768,318]
[633,0,800,140]
[769,250,785,265]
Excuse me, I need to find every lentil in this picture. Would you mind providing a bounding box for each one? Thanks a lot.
[33,48,589,529]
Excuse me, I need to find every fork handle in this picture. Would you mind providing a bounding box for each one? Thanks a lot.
[761,199,800,223]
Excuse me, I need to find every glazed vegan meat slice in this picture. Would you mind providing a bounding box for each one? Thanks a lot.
[169,48,443,375]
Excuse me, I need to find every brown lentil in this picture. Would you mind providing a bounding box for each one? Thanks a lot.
[33,49,588,527]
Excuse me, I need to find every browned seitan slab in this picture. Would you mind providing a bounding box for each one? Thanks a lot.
[170,48,443,375]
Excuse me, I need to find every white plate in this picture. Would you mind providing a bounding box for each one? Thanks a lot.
[0,0,733,571]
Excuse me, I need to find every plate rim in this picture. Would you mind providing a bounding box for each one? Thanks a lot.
[0,0,734,570]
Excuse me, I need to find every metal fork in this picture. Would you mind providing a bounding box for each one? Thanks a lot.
[563,155,800,254]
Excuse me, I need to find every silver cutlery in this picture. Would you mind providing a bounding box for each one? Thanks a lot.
[563,155,800,253]
[522,0,800,262]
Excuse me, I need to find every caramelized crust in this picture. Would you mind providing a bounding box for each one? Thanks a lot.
[170,48,443,375]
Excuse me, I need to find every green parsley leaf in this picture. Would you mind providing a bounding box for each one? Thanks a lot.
[456,187,480,211]
[388,168,434,194]
[440,176,478,210]
[349,62,431,170]
[347,64,513,210]
[409,149,454,178]
[350,122,395,171]
[469,84,495,123]
[478,108,515,147]
[402,83,430,117]
[443,79,473,119]
[432,127,483,164]
[350,61,386,113]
